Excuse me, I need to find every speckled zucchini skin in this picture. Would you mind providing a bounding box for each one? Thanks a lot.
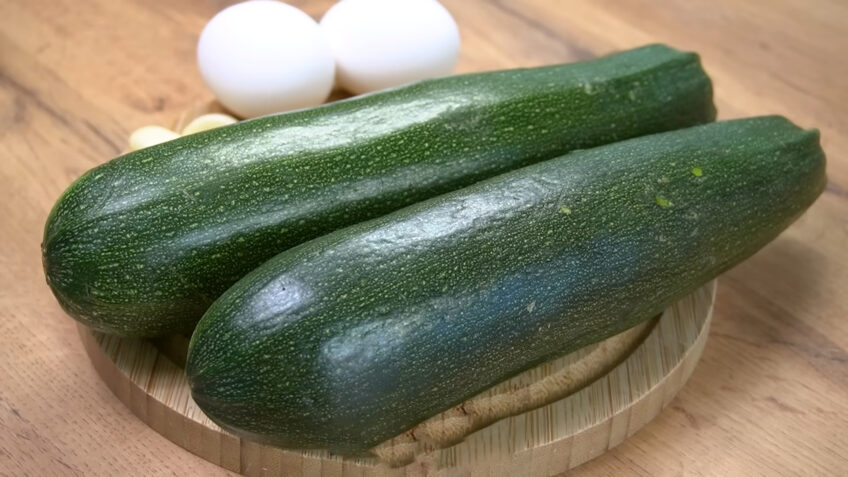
[186,116,825,455]
[42,44,715,336]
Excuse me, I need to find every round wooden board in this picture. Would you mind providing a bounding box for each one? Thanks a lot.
[79,280,715,476]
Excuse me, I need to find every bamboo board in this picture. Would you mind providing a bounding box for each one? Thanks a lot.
[78,280,715,476]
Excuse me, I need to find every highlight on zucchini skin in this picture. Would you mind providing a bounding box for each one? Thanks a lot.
[42,44,716,336]
[186,116,826,455]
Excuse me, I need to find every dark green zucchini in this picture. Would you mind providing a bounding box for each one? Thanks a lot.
[42,44,714,336]
[186,116,825,455]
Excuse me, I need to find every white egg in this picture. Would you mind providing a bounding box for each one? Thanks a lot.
[197,0,335,118]
[320,0,461,95]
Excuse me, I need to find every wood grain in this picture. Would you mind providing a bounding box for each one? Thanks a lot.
[1,0,846,476]
[77,284,714,476]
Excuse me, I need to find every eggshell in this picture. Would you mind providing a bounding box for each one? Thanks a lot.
[197,0,335,118]
[320,0,461,95]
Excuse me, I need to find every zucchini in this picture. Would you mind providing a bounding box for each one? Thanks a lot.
[186,116,825,455]
[42,44,715,336]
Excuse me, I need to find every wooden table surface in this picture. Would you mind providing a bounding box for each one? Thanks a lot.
[1,0,846,475]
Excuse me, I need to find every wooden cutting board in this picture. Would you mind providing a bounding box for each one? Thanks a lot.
[79,281,715,476]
